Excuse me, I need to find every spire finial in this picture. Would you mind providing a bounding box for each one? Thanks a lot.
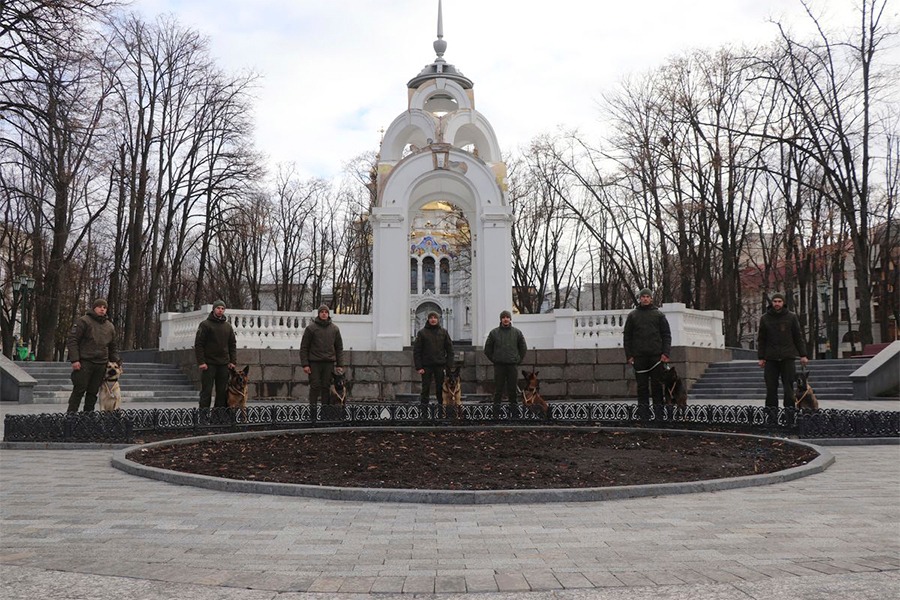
[433,0,447,60]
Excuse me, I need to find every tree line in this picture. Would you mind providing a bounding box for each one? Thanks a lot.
[1,0,897,359]
[507,0,898,352]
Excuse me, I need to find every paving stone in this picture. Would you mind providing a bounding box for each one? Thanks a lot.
[305,576,343,592]
[464,573,499,592]
[400,575,434,593]
[495,572,530,591]
[434,575,466,592]
[368,576,405,593]
[523,571,561,590]
[554,571,594,588]
[336,576,375,593]
[582,570,626,587]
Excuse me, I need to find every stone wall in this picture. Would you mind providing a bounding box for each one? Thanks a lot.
[160,346,734,402]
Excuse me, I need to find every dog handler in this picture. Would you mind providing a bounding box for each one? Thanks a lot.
[623,288,671,419]
[194,299,237,408]
[300,304,344,421]
[757,292,808,408]
[484,310,528,419]
[66,298,120,412]
[413,311,454,415]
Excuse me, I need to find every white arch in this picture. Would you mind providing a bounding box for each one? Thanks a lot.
[372,147,511,350]
[443,111,502,162]
[408,78,473,112]
[380,110,437,162]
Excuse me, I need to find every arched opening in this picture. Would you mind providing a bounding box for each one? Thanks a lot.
[422,257,436,292]
[408,200,472,342]
[424,93,458,116]
[414,301,443,338]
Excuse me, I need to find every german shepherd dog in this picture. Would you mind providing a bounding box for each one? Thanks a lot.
[794,370,819,411]
[441,366,462,420]
[227,365,250,418]
[329,370,349,406]
[662,365,688,407]
[98,361,123,411]
[661,365,688,419]
[521,370,550,420]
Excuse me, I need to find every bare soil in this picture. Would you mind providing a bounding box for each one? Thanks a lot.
[129,428,818,490]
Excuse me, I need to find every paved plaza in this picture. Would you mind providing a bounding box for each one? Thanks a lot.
[2,400,899,599]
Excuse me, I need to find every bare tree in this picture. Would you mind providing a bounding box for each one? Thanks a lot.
[750,0,897,346]
[1,2,115,359]
[268,165,329,311]
[102,13,262,345]
[508,147,588,313]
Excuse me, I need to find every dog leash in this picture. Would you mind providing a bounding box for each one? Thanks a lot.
[633,360,662,374]
[228,386,247,402]
[666,381,678,399]
[795,364,811,408]
[795,387,813,408]
[522,386,539,405]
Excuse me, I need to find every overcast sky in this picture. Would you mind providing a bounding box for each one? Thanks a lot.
[130,0,863,180]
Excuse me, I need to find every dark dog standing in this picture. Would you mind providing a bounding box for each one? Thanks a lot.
[662,365,687,418]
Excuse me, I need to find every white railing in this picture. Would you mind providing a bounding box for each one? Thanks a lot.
[510,304,724,349]
[159,303,724,351]
[159,307,374,351]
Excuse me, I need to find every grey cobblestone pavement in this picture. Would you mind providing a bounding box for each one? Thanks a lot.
[1,400,899,598]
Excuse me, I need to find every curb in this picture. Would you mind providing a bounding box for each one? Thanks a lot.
[111,426,836,504]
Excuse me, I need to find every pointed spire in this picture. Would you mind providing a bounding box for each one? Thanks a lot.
[434,0,447,60]
[408,0,472,90]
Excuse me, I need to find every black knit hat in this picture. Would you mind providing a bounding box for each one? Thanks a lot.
[500,310,512,319]
[638,288,652,297]
[212,299,226,309]
[427,311,440,319]
[93,298,108,309]
[771,292,785,302]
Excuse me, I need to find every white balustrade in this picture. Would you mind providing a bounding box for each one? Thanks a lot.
[159,304,724,351]
[159,307,375,351]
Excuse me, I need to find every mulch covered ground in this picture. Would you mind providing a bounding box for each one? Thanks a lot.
[128,428,819,490]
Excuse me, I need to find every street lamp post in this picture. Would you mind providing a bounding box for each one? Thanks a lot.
[817,281,832,359]
[11,275,36,360]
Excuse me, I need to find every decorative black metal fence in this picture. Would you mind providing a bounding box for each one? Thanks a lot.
[4,402,898,444]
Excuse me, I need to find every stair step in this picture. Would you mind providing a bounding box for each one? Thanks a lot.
[15,361,197,405]
[691,358,865,402]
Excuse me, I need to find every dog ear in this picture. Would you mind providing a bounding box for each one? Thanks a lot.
[242,365,250,375]
[522,370,528,379]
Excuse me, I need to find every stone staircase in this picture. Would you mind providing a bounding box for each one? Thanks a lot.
[14,361,197,405]
[689,358,867,403]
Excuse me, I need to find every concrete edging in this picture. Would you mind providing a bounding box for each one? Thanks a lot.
[110,426,835,504]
